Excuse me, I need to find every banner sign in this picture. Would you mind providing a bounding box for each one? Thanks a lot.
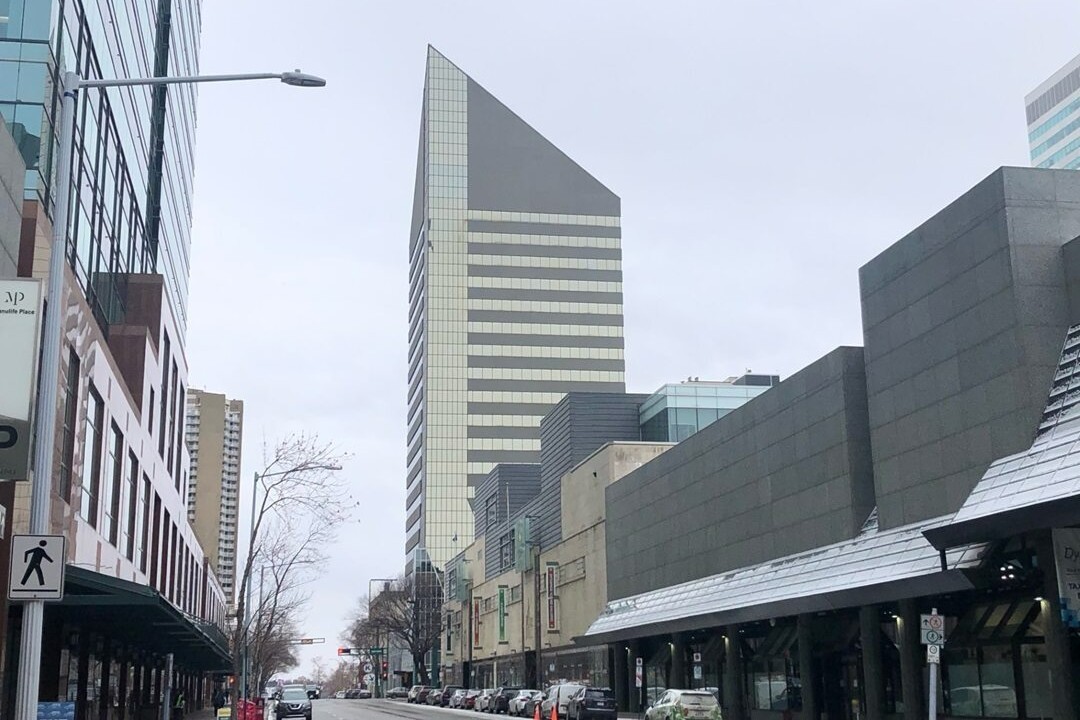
[546,563,558,631]
[498,587,506,641]
[1053,528,1080,627]
[0,279,43,481]
[473,596,481,646]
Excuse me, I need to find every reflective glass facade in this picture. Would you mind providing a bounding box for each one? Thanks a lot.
[1027,53,1080,170]
[0,0,201,336]
[407,47,625,570]
[639,376,778,443]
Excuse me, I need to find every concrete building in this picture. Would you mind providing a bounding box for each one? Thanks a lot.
[185,390,244,606]
[1027,52,1080,169]
[407,47,625,570]
[585,167,1080,720]
[0,0,227,716]
[442,441,672,689]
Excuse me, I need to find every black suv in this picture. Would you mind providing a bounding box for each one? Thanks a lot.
[492,687,522,715]
[276,687,312,720]
[438,685,464,707]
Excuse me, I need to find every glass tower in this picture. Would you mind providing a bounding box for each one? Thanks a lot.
[407,47,625,570]
[1027,52,1080,169]
[0,0,201,336]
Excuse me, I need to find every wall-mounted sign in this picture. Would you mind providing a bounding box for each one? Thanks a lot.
[0,279,43,481]
[546,563,558,631]
[498,587,507,642]
[473,596,481,646]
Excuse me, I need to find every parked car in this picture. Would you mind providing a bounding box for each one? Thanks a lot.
[388,687,410,699]
[408,686,428,703]
[644,687,667,708]
[508,690,539,716]
[357,688,373,700]
[523,692,546,719]
[567,687,616,720]
[438,686,464,707]
[305,685,321,700]
[476,689,497,712]
[430,688,446,705]
[542,684,584,720]
[333,691,346,699]
[491,688,522,715]
[451,689,470,708]
[275,686,312,720]
[464,690,483,710]
[419,687,436,704]
[645,690,720,720]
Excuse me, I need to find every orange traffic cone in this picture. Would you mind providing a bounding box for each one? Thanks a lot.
[552,703,559,720]
[534,702,541,720]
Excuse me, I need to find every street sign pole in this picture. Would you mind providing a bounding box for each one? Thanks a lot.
[927,608,940,720]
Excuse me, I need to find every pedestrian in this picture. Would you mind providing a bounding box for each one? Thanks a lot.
[172,687,186,720]
[213,687,227,716]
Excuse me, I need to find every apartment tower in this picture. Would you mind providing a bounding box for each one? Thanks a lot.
[185,390,244,605]
[407,47,625,570]
[1027,52,1080,169]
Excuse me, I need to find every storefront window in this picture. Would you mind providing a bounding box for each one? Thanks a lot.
[980,647,1018,718]
[1020,644,1051,720]
[944,646,1018,718]
[946,647,981,716]
[749,657,799,710]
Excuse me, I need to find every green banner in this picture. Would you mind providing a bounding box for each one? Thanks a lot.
[498,587,506,641]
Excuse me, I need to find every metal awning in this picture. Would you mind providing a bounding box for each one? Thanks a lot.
[581,517,984,645]
[48,566,231,671]
[925,324,1080,550]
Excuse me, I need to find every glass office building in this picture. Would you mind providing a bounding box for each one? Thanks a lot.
[0,0,201,336]
[1026,52,1080,169]
[639,375,778,443]
[407,47,625,570]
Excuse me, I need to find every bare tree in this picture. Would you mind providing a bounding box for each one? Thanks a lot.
[360,574,442,685]
[233,435,349,717]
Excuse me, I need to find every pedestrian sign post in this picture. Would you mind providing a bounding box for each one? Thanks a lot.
[8,535,65,601]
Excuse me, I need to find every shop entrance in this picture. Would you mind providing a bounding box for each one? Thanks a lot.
[820,651,863,720]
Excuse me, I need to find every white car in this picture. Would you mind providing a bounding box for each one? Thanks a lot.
[645,690,720,720]
[509,690,539,716]
[541,684,584,720]
[334,691,346,699]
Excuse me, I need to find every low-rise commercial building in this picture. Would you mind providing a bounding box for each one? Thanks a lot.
[587,167,1080,720]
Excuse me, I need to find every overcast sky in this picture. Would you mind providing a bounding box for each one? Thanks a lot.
[182,1,1080,677]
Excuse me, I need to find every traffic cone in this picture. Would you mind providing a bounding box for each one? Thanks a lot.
[552,703,559,720]
[534,702,541,720]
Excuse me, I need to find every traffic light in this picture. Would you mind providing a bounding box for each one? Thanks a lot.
[338,647,351,656]
[382,661,388,679]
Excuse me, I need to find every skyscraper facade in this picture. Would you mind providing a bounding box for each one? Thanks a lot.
[1026,52,1080,169]
[185,389,244,605]
[0,0,201,336]
[407,47,625,570]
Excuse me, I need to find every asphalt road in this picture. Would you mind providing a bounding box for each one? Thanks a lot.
[314,699,469,720]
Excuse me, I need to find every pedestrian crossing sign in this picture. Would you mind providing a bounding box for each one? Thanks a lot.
[9,534,65,601]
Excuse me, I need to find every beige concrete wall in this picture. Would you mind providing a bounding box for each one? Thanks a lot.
[444,442,673,679]
[188,389,226,575]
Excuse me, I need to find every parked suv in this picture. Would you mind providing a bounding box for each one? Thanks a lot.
[567,688,616,720]
[645,690,720,720]
[492,687,522,714]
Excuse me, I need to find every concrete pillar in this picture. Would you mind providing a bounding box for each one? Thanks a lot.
[723,627,746,720]
[859,606,884,720]
[671,633,687,690]
[797,615,818,720]
[897,599,923,720]
[131,658,142,715]
[628,639,642,713]
[98,640,112,720]
[75,634,90,720]
[613,645,628,712]
[117,653,129,720]
[1038,534,1077,720]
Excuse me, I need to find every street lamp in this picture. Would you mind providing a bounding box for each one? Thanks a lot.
[16,67,325,720]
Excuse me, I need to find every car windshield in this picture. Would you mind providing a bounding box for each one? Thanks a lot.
[679,694,718,707]
[282,689,308,702]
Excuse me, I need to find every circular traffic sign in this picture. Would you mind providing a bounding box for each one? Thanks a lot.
[364,674,375,683]
[363,662,373,673]
[925,629,942,644]
[928,615,943,630]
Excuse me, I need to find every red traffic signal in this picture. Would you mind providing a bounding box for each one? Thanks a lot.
[338,647,351,656]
